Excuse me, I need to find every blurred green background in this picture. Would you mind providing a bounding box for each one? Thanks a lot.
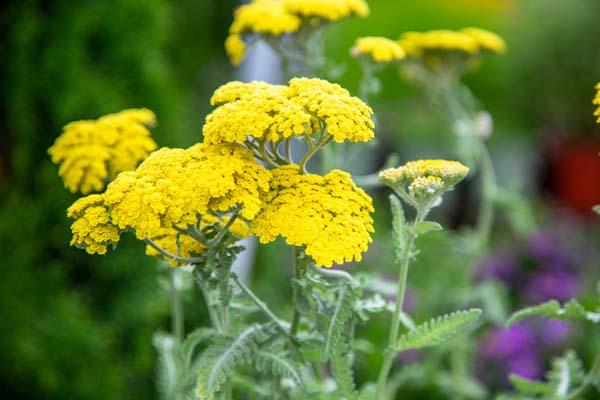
[1,0,599,399]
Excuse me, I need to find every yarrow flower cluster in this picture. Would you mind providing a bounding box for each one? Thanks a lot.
[67,143,270,261]
[204,78,374,170]
[225,0,369,65]
[594,82,600,123]
[48,108,157,194]
[398,28,505,58]
[351,36,406,63]
[252,165,374,267]
[380,159,469,206]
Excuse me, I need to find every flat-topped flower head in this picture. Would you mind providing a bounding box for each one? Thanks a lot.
[594,82,600,123]
[380,159,469,206]
[460,28,506,54]
[351,36,406,63]
[203,78,374,169]
[252,165,374,267]
[66,143,269,261]
[399,30,478,57]
[283,0,369,22]
[225,0,301,65]
[67,195,120,255]
[49,108,157,194]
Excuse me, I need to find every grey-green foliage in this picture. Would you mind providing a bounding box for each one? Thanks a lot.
[506,350,587,399]
[330,341,358,400]
[323,283,357,360]
[394,309,482,352]
[506,299,600,327]
[154,328,215,400]
[255,347,305,393]
[196,324,273,400]
[389,194,406,261]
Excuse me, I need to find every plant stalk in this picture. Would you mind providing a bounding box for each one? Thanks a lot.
[290,247,302,336]
[169,268,185,343]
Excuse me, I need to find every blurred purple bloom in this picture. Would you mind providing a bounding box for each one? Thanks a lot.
[478,253,518,284]
[506,352,543,380]
[537,319,570,347]
[397,349,422,364]
[525,270,580,304]
[480,323,536,359]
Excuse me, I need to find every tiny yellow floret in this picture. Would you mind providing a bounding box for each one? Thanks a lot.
[48,108,157,194]
[225,34,246,65]
[252,165,374,267]
[351,36,406,63]
[594,82,600,123]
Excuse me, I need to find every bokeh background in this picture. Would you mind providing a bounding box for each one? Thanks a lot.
[1,0,599,399]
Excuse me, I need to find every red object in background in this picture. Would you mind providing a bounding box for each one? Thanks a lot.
[548,138,600,214]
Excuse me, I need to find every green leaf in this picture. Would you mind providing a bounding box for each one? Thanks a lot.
[506,299,589,327]
[415,221,443,235]
[389,195,406,260]
[255,348,305,392]
[509,375,550,395]
[394,309,482,352]
[196,324,271,400]
[323,283,356,361]
[330,341,357,400]
[546,350,585,398]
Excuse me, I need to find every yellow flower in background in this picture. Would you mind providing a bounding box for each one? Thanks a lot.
[204,78,374,146]
[283,0,369,21]
[252,165,374,267]
[230,0,301,36]
[287,77,374,143]
[67,195,120,255]
[461,27,506,54]
[380,159,469,188]
[103,143,270,241]
[594,82,600,123]
[351,36,406,63]
[48,108,157,194]
[225,34,246,65]
[399,30,479,57]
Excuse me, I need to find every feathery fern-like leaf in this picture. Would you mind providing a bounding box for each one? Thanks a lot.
[196,324,270,400]
[394,309,482,352]
[255,348,305,392]
[389,195,406,260]
[330,341,357,400]
[323,283,356,360]
[505,299,590,327]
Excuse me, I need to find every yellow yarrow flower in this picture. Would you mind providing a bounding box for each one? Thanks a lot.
[351,36,406,63]
[204,78,374,145]
[283,0,369,21]
[103,143,270,241]
[380,159,469,188]
[67,195,120,255]
[48,108,157,194]
[399,30,479,57]
[225,34,246,65]
[286,77,375,143]
[252,165,374,267]
[461,27,506,54]
[230,0,301,36]
[594,82,600,123]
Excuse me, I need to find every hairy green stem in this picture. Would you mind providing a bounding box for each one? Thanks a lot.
[169,268,185,343]
[290,247,302,336]
[375,207,426,399]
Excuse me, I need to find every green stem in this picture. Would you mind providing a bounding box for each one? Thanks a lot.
[169,268,184,343]
[475,142,497,249]
[375,207,426,399]
[290,247,301,336]
[566,352,600,399]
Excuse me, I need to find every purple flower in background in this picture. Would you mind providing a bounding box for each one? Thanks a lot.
[480,323,536,359]
[506,351,543,380]
[537,319,570,347]
[525,270,580,304]
[478,253,518,284]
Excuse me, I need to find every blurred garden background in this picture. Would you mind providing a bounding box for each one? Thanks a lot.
[1,0,599,399]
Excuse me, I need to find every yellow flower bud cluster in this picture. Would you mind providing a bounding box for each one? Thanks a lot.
[48,108,157,194]
[204,78,374,145]
[380,160,469,205]
[594,83,600,123]
[225,0,369,65]
[252,165,374,267]
[399,28,505,58]
[351,36,406,63]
